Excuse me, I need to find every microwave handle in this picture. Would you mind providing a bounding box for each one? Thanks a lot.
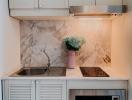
[112,96,120,100]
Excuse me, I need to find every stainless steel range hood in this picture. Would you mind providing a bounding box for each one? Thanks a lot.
[69,5,127,16]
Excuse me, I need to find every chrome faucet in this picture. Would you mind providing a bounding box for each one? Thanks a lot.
[41,49,51,71]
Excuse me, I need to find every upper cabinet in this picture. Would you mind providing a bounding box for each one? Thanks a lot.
[69,0,125,6]
[9,0,69,18]
[69,0,95,6]
[9,0,127,20]
[96,0,122,5]
[9,0,68,9]
[39,0,68,8]
[9,0,38,9]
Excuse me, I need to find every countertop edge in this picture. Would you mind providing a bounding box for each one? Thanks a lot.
[1,76,129,81]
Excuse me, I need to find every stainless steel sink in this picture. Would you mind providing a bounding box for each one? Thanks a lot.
[17,67,47,76]
[11,67,66,77]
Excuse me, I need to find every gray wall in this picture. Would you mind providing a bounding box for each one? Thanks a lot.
[0,0,20,76]
[0,0,20,100]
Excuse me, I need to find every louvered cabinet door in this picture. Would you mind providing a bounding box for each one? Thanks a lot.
[36,80,66,100]
[3,80,35,100]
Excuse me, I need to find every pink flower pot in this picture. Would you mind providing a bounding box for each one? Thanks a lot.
[67,51,76,69]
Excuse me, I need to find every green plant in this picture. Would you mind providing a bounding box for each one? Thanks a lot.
[64,36,85,51]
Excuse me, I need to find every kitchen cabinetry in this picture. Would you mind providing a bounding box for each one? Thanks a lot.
[69,0,126,6]
[36,80,66,100]
[3,79,128,100]
[3,79,66,100]
[9,0,127,19]
[3,80,35,100]
[67,80,128,100]
[9,0,38,9]
[9,0,69,18]
[96,0,123,5]
[39,0,68,8]
[67,80,128,89]
[9,0,69,9]
[69,0,95,6]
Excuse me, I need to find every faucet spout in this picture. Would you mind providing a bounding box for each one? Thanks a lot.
[41,49,51,71]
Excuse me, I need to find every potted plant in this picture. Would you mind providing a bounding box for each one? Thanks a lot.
[64,36,85,69]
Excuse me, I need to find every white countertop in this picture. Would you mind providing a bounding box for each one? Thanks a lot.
[66,66,129,80]
[1,67,129,80]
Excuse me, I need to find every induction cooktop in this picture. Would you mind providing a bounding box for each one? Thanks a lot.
[80,67,109,77]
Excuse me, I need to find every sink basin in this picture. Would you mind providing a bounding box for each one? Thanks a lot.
[11,67,66,77]
[17,67,47,76]
[80,67,109,77]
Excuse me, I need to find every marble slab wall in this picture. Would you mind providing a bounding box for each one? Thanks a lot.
[20,19,111,67]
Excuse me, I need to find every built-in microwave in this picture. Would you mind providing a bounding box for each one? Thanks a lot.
[75,95,120,100]
[70,89,127,100]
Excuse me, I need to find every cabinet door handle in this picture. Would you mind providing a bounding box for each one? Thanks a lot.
[112,96,119,100]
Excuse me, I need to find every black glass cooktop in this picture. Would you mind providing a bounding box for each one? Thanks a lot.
[80,67,109,77]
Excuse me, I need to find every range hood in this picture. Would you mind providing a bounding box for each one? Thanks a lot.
[69,5,127,16]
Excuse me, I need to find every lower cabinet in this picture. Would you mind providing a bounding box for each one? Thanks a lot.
[3,79,66,100]
[3,79,128,100]
[3,80,35,100]
[36,80,66,100]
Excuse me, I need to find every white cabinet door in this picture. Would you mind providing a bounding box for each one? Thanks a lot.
[39,0,68,8]
[9,0,38,9]
[36,80,66,100]
[69,0,95,6]
[96,0,122,5]
[3,80,35,100]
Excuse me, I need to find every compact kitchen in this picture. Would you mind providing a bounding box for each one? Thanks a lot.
[0,0,132,100]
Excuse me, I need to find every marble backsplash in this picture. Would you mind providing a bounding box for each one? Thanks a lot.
[20,19,111,67]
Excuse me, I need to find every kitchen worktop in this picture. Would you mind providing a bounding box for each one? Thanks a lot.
[66,66,129,80]
[1,66,129,80]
